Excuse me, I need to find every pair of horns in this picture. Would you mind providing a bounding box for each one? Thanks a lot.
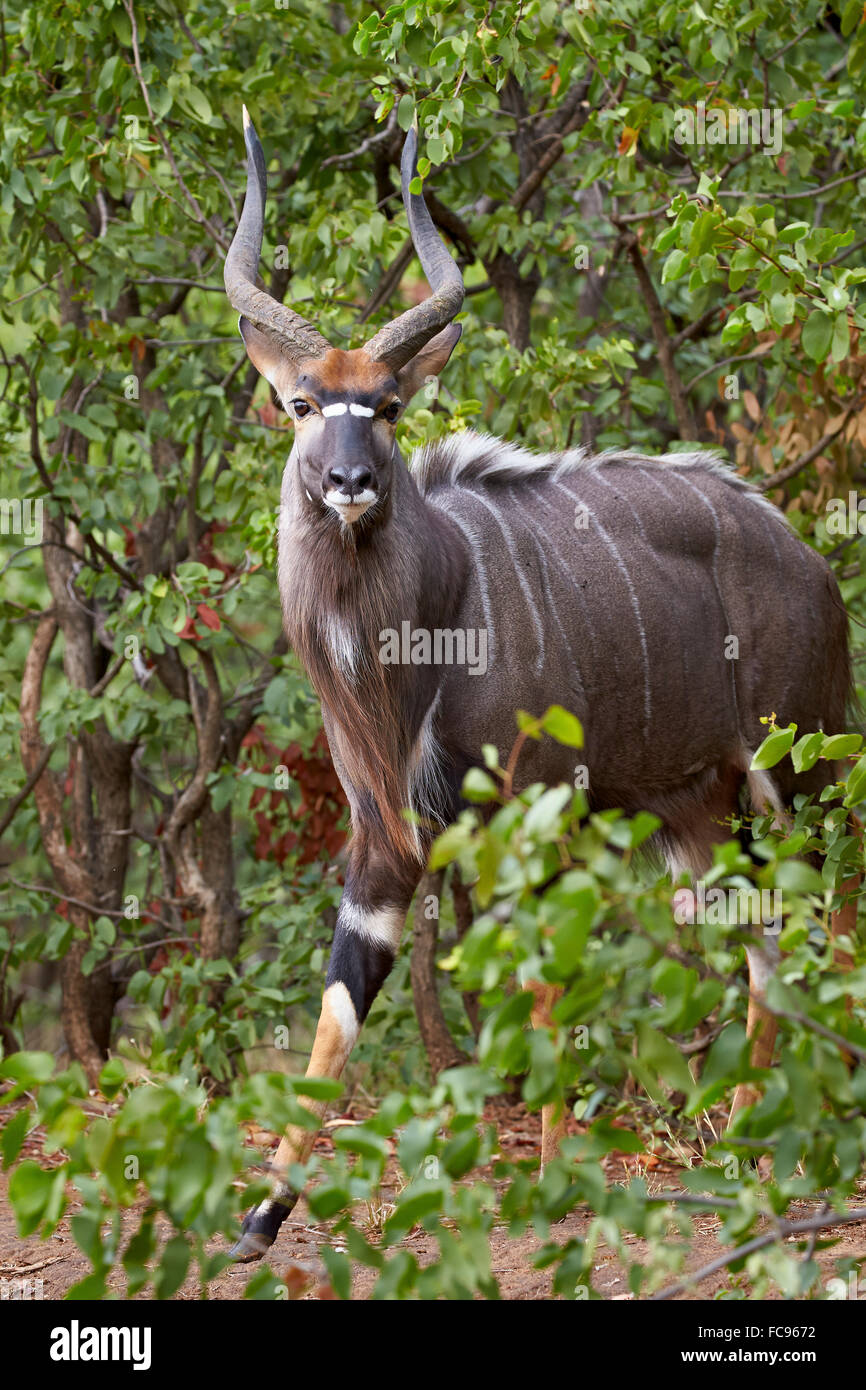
[223,107,464,371]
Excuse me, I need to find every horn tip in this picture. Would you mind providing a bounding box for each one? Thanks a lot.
[401,122,419,184]
[242,104,251,129]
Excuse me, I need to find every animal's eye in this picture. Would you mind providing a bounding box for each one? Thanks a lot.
[382,401,401,423]
[293,399,311,418]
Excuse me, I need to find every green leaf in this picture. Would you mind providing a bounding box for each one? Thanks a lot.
[523,785,570,836]
[0,1051,55,1086]
[841,0,861,36]
[462,767,499,802]
[844,755,866,806]
[623,51,651,74]
[388,1186,444,1231]
[1,1108,30,1169]
[429,820,475,870]
[122,1211,156,1295]
[65,1273,108,1300]
[153,1235,190,1300]
[801,311,834,362]
[778,223,810,243]
[397,94,414,131]
[9,1161,55,1236]
[332,1125,388,1160]
[586,1117,644,1154]
[98,1057,126,1098]
[515,709,543,738]
[830,311,850,363]
[635,1021,695,1095]
[769,292,795,327]
[661,249,688,283]
[791,731,824,773]
[751,724,796,770]
[244,1265,290,1299]
[823,733,861,760]
[540,705,584,748]
[182,85,213,124]
[320,1245,352,1299]
[307,1181,351,1220]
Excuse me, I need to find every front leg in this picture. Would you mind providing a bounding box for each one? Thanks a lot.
[231,839,422,1261]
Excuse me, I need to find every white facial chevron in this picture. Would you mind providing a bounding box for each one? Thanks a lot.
[321,402,375,418]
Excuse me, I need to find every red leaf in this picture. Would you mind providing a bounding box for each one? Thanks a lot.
[196,603,221,632]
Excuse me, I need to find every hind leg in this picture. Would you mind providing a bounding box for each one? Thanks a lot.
[661,758,786,1125]
[826,814,862,1075]
[828,812,862,975]
[728,938,781,1123]
[773,764,861,975]
[727,781,861,1121]
[527,980,568,1170]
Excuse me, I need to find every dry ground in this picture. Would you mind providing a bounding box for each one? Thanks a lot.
[2,1093,865,1301]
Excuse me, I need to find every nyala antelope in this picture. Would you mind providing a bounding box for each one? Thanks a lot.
[224,109,854,1259]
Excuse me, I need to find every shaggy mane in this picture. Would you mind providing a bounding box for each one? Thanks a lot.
[409,430,782,520]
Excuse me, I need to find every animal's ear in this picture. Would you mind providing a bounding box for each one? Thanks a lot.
[238,317,298,408]
[395,323,462,403]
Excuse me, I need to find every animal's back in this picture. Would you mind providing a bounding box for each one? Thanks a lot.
[412,432,849,819]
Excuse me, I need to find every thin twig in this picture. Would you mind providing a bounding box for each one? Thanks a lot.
[621,232,697,439]
[653,1205,866,1300]
[758,393,866,491]
[0,745,54,840]
[123,0,227,250]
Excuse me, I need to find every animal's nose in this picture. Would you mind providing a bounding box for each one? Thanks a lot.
[327,464,373,498]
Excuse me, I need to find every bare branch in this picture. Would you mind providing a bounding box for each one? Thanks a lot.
[622,233,698,439]
[0,744,54,841]
[122,0,227,250]
[653,1205,866,1300]
[758,392,866,492]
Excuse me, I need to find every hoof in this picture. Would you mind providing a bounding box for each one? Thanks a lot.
[231,1192,298,1262]
[229,1229,274,1263]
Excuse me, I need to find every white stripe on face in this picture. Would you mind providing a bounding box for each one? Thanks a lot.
[320,402,376,418]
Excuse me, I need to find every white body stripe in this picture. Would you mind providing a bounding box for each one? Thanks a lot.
[466,490,546,674]
[409,692,449,835]
[643,465,742,728]
[509,500,585,698]
[429,503,497,664]
[553,479,652,737]
[512,487,600,660]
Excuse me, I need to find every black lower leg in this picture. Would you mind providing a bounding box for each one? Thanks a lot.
[230,1188,300,1262]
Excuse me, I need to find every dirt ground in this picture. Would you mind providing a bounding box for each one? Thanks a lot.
[2,1094,865,1301]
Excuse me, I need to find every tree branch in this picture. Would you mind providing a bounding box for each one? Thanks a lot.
[622,233,697,439]
[653,1205,866,1300]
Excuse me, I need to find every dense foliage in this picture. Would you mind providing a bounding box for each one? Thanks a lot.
[1,0,865,1299]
